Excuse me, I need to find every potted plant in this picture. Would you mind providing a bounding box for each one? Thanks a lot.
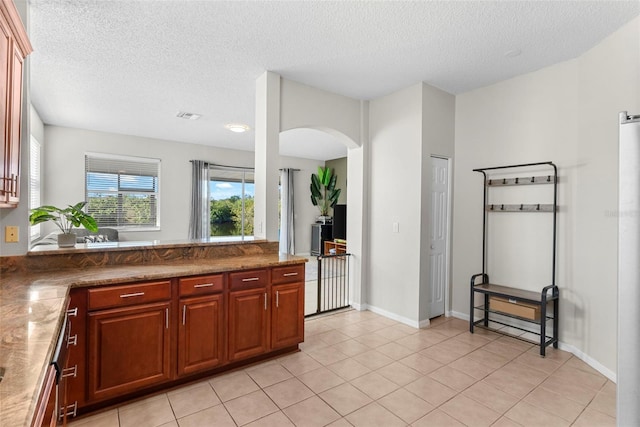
[310,166,341,222]
[29,201,99,248]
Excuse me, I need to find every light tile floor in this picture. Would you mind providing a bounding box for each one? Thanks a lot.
[69,310,616,427]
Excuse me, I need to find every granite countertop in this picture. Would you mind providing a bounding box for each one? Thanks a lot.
[0,252,306,427]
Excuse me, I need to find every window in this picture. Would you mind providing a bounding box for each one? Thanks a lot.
[85,153,160,230]
[29,136,41,240]
[209,166,254,238]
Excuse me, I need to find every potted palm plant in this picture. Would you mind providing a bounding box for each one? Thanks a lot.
[29,201,99,248]
[310,166,341,222]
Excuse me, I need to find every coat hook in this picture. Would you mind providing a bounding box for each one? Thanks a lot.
[490,204,494,210]
[515,177,519,184]
[502,178,507,184]
[520,204,523,210]
[536,204,540,210]
[488,179,492,185]
[547,175,551,182]
[501,204,504,210]
[531,176,535,183]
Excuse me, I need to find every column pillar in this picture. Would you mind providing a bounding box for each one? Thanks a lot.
[254,71,280,241]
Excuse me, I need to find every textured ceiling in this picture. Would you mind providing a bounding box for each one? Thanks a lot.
[29,1,640,161]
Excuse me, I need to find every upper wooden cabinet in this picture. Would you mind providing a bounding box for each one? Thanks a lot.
[0,0,32,208]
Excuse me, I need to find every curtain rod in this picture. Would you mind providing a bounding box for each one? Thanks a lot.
[189,160,254,171]
[190,160,299,172]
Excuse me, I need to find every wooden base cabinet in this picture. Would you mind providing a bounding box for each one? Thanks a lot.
[227,265,305,361]
[88,302,171,402]
[271,282,304,349]
[62,263,304,419]
[228,288,269,362]
[178,295,224,376]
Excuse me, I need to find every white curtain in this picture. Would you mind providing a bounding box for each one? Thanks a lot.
[279,168,295,254]
[188,160,210,239]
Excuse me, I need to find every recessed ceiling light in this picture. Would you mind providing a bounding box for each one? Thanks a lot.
[225,123,251,133]
[504,49,522,58]
[176,111,201,120]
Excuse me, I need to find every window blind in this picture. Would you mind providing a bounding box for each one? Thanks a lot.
[30,136,41,239]
[85,153,160,229]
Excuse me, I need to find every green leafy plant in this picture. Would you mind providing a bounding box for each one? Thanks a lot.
[310,167,341,216]
[29,201,99,234]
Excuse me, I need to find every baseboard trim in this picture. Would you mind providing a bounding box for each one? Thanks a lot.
[558,342,616,382]
[450,310,469,321]
[366,304,421,328]
[448,312,616,382]
[351,302,366,311]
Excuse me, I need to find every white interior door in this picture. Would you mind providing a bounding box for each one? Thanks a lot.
[428,156,450,318]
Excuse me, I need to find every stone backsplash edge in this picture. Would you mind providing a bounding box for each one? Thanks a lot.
[0,241,280,274]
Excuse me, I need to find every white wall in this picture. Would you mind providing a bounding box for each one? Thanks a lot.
[452,17,640,377]
[280,78,362,148]
[274,76,370,311]
[368,84,424,323]
[325,157,347,205]
[367,82,455,326]
[42,125,321,243]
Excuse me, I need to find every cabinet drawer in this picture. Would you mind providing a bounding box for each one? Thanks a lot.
[229,269,268,290]
[88,280,172,311]
[272,265,304,284]
[179,274,224,297]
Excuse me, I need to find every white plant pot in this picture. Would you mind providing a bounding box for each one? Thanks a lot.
[57,232,77,248]
[316,215,332,224]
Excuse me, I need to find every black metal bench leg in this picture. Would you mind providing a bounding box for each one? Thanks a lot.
[540,298,547,357]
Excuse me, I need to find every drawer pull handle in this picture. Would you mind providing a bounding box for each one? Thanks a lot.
[59,401,78,420]
[182,305,186,325]
[508,299,517,304]
[242,277,260,282]
[283,272,298,277]
[264,292,267,310]
[67,333,78,347]
[165,308,169,329]
[194,283,214,288]
[276,291,279,308]
[120,292,145,298]
[62,365,77,378]
[67,307,78,317]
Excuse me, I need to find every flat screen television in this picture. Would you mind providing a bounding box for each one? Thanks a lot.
[333,204,347,240]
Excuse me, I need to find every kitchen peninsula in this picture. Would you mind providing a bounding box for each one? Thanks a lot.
[0,240,306,426]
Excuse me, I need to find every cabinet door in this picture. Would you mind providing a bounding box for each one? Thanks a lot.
[178,294,224,376]
[31,364,56,427]
[228,288,268,361]
[0,12,10,204]
[5,41,23,205]
[271,283,304,349]
[88,302,171,402]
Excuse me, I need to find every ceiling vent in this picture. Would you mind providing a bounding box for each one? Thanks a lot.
[176,111,201,120]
